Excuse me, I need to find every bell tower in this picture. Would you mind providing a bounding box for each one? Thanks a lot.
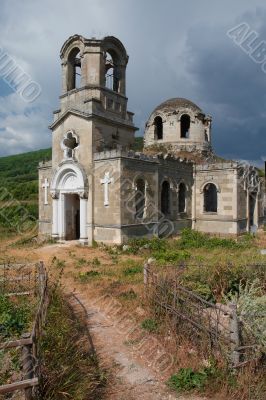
[61,35,127,96]
[50,34,137,170]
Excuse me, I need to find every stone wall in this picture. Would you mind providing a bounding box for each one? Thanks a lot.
[92,150,193,243]
[194,162,264,235]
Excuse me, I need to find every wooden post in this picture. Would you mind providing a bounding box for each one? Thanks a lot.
[144,262,149,285]
[39,261,45,297]
[22,333,34,400]
[229,302,240,367]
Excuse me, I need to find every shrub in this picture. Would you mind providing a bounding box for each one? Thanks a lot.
[123,264,142,276]
[167,363,217,392]
[0,203,38,233]
[167,368,208,392]
[227,280,266,353]
[0,295,32,338]
[91,257,101,266]
[77,271,101,283]
[76,258,87,267]
[125,236,167,254]
[177,228,250,250]
[180,262,263,301]
[152,249,191,264]
[51,256,66,269]
[182,281,215,303]
[141,318,159,333]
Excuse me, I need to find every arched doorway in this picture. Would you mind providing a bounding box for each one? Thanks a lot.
[65,193,80,240]
[51,163,88,243]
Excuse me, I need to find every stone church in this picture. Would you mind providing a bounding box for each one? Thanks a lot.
[38,35,264,245]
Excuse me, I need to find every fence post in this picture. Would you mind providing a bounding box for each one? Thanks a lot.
[144,262,149,285]
[39,261,45,297]
[229,302,240,367]
[22,333,34,400]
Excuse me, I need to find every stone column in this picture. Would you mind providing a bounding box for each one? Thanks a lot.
[51,191,59,239]
[192,165,196,229]
[61,61,68,95]
[246,190,249,232]
[79,191,88,244]
[58,193,65,240]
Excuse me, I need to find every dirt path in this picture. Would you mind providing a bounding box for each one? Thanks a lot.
[73,291,171,400]
[1,240,206,400]
[32,242,206,400]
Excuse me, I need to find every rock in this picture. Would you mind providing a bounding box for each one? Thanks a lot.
[122,245,130,251]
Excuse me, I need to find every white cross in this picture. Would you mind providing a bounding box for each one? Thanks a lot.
[42,178,50,205]
[100,172,113,206]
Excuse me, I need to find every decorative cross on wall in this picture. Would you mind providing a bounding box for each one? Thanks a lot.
[42,178,50,205]
[100,172,113,206]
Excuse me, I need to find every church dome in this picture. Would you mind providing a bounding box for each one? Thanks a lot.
[144,97,212,154]
[154,97,202,114]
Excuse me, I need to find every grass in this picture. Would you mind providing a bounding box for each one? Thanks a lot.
[0,225,265,399]
[141,318,159,333]
[0,295,33,338]
[51,256,66,269]
[77,270,101,283]
[119,289,137,300]
[91,257,101,266]
[0,347,21,385]
[123,264,142,276]
[0,294,35,386]
[40,285,105,399]
[167,362,222,393]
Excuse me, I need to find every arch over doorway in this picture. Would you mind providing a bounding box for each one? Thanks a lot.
[50,162,88,243]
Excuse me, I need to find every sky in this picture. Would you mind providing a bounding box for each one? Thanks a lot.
[0,0,266,166]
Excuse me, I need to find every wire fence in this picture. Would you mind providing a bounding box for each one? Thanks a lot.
[144,261,265,369]
[0,263,38,297]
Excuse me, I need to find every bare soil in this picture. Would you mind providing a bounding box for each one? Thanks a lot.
[0,237,207,400]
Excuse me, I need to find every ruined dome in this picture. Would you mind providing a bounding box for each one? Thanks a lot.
[154,98,202,114]
[144,97,212,154]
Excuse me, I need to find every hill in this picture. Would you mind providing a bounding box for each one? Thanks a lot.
[0,137,144,202]
[0,148,52,201]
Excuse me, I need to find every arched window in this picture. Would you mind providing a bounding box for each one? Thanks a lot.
[180,114,190,138]
[105,51,119,92]
[154,116,163,140]
[67,48,81,91]
[161,181,170,214]
[204,129,209,142]
[204,183,218,213]
[135,179,145,219]
[179,183,186,213]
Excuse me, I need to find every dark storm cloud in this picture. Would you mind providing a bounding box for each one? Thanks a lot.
[184,8,266,163]
[0,0,266,165]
